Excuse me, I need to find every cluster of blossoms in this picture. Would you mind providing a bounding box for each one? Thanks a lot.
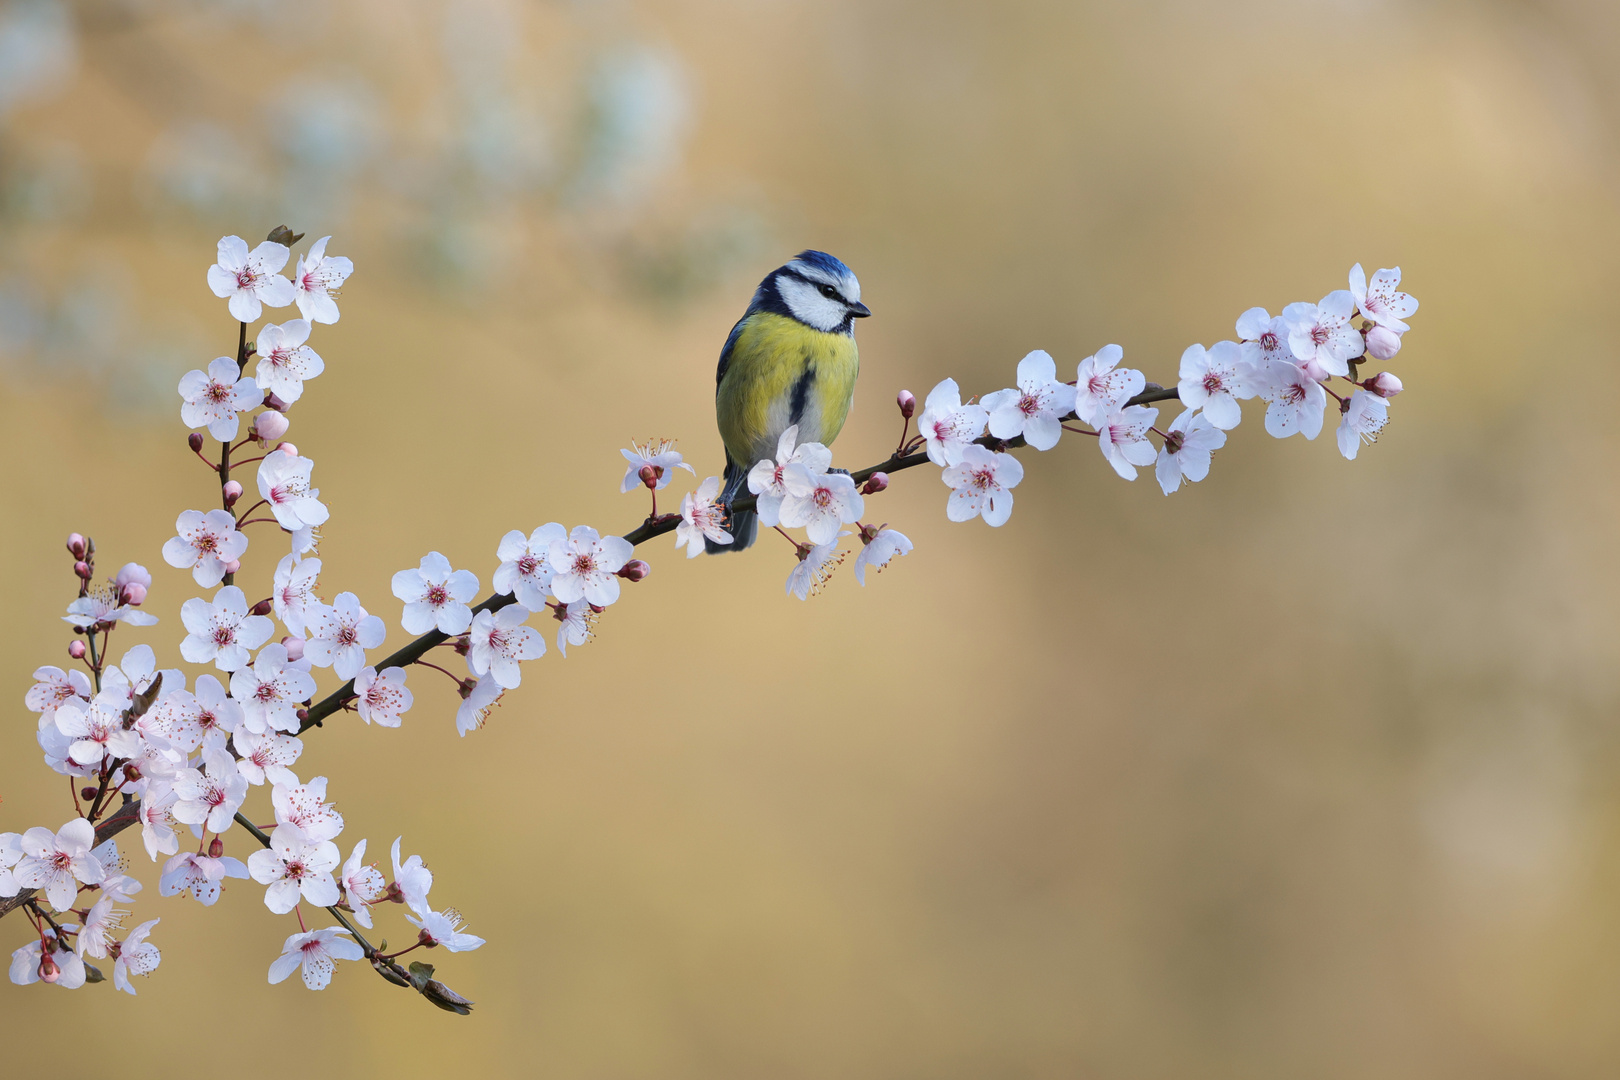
[1,229,1416,1009]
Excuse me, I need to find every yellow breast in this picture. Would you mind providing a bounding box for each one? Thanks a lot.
[716,312,860,466]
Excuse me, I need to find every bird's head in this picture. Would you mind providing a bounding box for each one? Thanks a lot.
[765,250,870,334]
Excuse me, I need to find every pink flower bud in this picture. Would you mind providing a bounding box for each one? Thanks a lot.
[897,389,916,419]
[861,472,889,495]
[81,786,98,802]
[1364,324,1402,361]
[38,955,59,983]
[208,836,224,859]
[254,410,289,442]
[223,559,241,575]
[278,442,297,458]
[114,562,151,590]
[73,560,91,580]
[188,432,205,453]
[280,636,305,661]
[119,582,147,607]
[295,708,309,724]
[638,464,658,489]
[250,598,273,617]
[68,641,86,660]
[617,559,650,582]
[1365,371,1403,398]
[222,480,243,507]
[66,533,86,559]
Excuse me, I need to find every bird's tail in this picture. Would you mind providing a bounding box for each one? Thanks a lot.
[707,453,757,554]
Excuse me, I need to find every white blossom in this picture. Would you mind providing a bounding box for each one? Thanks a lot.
[113,919,161,995]
[786,535,849,600]
[25,666,91,722]
[162,509,249,588]
[406,906,486,952]
[780,471,864,546]
[1282,291,1365,378]
[76,894,125,959]
[390,838,434,913]
[207,235,295,322]
[271,776,344,845]
[1254,359,1329,440]
[1177,341,1253,430]
[272,554,321,636]
[51,693,140,769]
[1073,344,1144,425]
[917,378,989,467]
[248,834,341,914]
[547,526,634,608]
[231,643,318,734]
[134,783,180,862]
[1096,405,1160,481]
[10,932,85,989]
[354,666,412,727]
[1235,307,1296,375]
[1155,408,1227,495]
[391,552,479,635]
[180,585,274,672]
[340,839,386,929]
[619,438,694,493]
[159,851,247,906]
[257,451,330,533]
[553,600,595,657]
[941,444,1024,526]
[455,674,503,736]
[292,236,352,324]
[853,528,913,586]
[467,606,545,689]
[179,356,260,442]
[172,758,249,836]
[982,350,1078,451]
[254,319,324,403]
[304,593,386,680]
[747,424,833,527]
[234,728,304,786]
[675,476,732,556]
[63,584,158,629]
[1336,389,1389,461]
[15,819,104,912]
[269,927,362,991]
[493,524,565,611]
[1349,263,1417,332]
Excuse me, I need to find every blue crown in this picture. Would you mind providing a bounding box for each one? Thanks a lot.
[791,250,852,279]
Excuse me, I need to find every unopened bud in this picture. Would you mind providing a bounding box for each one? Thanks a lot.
[73,561,92,581]
[81,786,98,802]
[1365,371,1403,399]
[188,432,205,453]
[208,836,224,858]
[861,472,889,495]
[617,559,650,582]
[280,636,305,661]
[254,410,289,442]
[638,464,658,489]
[119,582,147,607]
[250,599,273,617]
[114,562,151,590]
[897,389,916,419]
[421,977,475,1014]
[295,708,309,724]
[68,641,86,660]
[223,559,241,575]
[266,224,305,247]
[1364,324,1402,361]
[278,442,298,458]
[222,480,243,507]
[38,954,60,983]
[66,533,87,559]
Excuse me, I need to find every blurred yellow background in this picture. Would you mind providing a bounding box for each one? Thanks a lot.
[3,0,1619,1075]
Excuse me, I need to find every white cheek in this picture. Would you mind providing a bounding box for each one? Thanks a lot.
[777,277,845,332]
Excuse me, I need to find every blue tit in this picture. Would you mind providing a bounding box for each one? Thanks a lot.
[708,250,870,553]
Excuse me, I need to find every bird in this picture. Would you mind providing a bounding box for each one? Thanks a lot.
[707,250,870,553]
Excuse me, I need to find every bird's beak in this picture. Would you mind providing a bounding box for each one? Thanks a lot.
[848,301,872,318]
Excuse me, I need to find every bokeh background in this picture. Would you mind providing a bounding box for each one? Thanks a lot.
[2,0,1618,1075]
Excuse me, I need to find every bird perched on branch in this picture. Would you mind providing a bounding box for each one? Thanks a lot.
[708,250,869,552]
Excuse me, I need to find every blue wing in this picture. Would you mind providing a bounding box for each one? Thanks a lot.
[715,315,749,392]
